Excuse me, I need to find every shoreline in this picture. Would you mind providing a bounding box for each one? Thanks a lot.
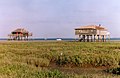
[0,40,119,43]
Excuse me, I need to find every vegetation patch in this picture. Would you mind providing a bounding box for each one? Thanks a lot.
[0,64,68,78]
[0,41,120,77]
[106,67,120,75]
[56,54,118,67]
[26,57,50,67]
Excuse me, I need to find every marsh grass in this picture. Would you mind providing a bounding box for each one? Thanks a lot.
[26,57,50,67]
[0,41,120,77]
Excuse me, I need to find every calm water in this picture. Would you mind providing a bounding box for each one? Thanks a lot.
[0,38,120,41]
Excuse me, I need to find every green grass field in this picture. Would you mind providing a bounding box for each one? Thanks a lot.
[0,41,120,78]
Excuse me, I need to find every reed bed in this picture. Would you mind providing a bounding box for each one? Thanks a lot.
[0,41,120,77]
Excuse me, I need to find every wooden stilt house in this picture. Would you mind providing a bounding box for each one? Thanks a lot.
[75,25,110,42]
[8,28,32,40]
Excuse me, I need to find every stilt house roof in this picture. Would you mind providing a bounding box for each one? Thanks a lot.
[75,25,107,30]
[12,28,29,33]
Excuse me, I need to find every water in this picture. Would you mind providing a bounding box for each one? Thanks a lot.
[0,38,120,41]
[32,38,76,41]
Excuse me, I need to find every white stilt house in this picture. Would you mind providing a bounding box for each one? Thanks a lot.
[75,25,110,42]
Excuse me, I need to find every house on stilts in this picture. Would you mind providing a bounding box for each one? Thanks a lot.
[8,28,32,40]
[75,25,110,42]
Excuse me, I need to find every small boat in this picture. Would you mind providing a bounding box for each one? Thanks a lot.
[56,38,62,41]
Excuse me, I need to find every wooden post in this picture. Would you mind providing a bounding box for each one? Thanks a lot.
[100,35,101,42]
[102,35,104,42]
[20,35,21,40]
[83,35,85,42]
[94,35,96,42]
[79,35,81,41]
[101,35,103,42]
[24,36,25,40]
[27,33,28,40]
[98,35,100,42]
[16,32,18,40]
[104,35,106,42]
[100,35,102,42]
[87,35,89,42]
[91,35,93,42]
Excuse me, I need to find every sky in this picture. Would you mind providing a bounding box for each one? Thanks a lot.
[0,0,120,38]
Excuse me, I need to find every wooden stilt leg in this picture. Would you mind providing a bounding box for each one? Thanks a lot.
[94,35,95,42]
[91,35,92,42]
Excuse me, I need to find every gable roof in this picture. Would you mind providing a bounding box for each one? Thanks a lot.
[75,25,107,30]
[12,28,29,33]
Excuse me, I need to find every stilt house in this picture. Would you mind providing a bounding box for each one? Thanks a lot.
[75,25,110,42]
[8,28,32,40]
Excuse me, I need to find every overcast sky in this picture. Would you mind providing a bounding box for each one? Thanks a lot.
[0,0,120,38]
